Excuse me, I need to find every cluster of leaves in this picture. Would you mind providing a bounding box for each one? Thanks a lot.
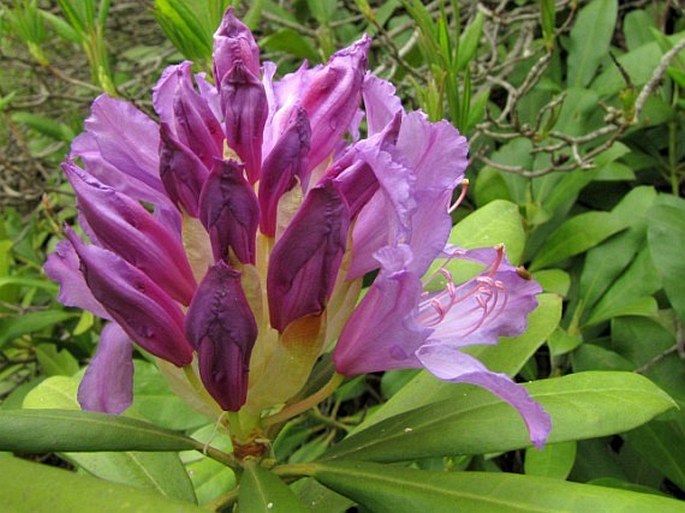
[0,0,684,512]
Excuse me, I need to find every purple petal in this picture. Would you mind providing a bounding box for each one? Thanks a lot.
[64,161,196,305]
[424,247,541,347]
[159,122,210,217]
[220,62,268,183]
[267,181,350,332]
[44,240,110,319]
[199,160,259,265]
[78,322,133,415]
[75,95,163,194]
[195,72,222,121]
[152,62,186,129]
[415,344,551,449]
[333,245,429,375]
[362,73,403,136]
[185,261,257,411]
[258,107,311,236]
[213,7,260,83]
[66,228,193,366]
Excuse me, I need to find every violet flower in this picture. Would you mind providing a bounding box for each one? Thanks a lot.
[45,8,550,448]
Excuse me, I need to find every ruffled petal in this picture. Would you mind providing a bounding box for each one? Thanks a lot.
[78,322,133,415]
[415,344,551,448]
[333,245,429,375]
[362,73,402,136]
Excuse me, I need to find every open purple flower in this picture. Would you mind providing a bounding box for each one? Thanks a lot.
[45,8,549,448]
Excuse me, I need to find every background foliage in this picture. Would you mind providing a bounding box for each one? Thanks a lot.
[0,0,684,511]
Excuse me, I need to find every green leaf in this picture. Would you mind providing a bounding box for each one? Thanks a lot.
[548,327,583,357]
[322,372,675,462]
[524,441,576,479]
[648,203,685,322]
[572,344,634,372]
[35,343,79,377]
[260,28,319,62]
[240,461,309,513]
[0,310,76,349]
[625,420,685,490]
[306,460,685,513]
[0,457,205,513]
[623,10,657,51]
[0,409,199,453]
[23,375,80,409]
[455,11,484,71]
[566,0,617,87]
[532,269,570,296]
[450,199,526,265]
[531,211,626,271]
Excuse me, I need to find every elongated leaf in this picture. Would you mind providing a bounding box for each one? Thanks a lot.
[306,460,685,513]
[240,461,309,513]
[35,344,79,377]
[648,203,685,322]
[450,199,526,264]
[0,409,199,453]
[625,421,685,490]
[0,457,205,513]
[531,211,626,270]
[567,0,617,87]
[0,310,76,349]
[524,441,576,479]
[322,372,675,462]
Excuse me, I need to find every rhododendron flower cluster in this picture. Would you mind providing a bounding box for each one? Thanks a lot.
[45,9,550,448]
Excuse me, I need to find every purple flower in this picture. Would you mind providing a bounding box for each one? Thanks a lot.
[45,8,549,447]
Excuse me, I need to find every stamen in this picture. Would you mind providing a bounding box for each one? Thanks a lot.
[448,179,470,214]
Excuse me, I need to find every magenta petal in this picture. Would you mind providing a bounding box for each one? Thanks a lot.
[334,245,429,375]
[75,95,163,194]
[173,68,224,169]
[64,161,196,305]
[213,7,260,83]
[220,62,268,183]
[78,322,133,415]
[415,344,551,449]
[66,229,193,366]
[44,240,110,319]
[267,181,350,332]
[185,261,257,411]
[199,160,259,265]
[159,122,210,217]
[258,107,311,236]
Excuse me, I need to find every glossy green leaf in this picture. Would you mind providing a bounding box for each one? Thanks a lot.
[23,375,79,409]
[323,372,675,462]
[358,294,561,429]
[531,211,626,271]
[572,344,634,372]
[450,199,526,264]
[586,248,661,326]
[0,409,199,453]
[532,270,570,296]
[648,203,685,322]
[625,421,685,490]
[524,441,576,479]
[548,327,583,357]
[306,460,685,513]
[261,28,319,62]
[0,457,205,513]
[456,11,484,71]
[240,461,309,513]
[567,0,617,87]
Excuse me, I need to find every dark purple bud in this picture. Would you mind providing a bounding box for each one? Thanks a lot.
[258,107,311,236]
[213,7,260,83]
[64,161,196,305]
[159,122,209,217]
[185,261,257,412]
[173,68,224,170]
[199,160,259,265]
[78,322,134,414]
[220,62,268,184]
[267,181,350,332]
[66,228,193,367]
